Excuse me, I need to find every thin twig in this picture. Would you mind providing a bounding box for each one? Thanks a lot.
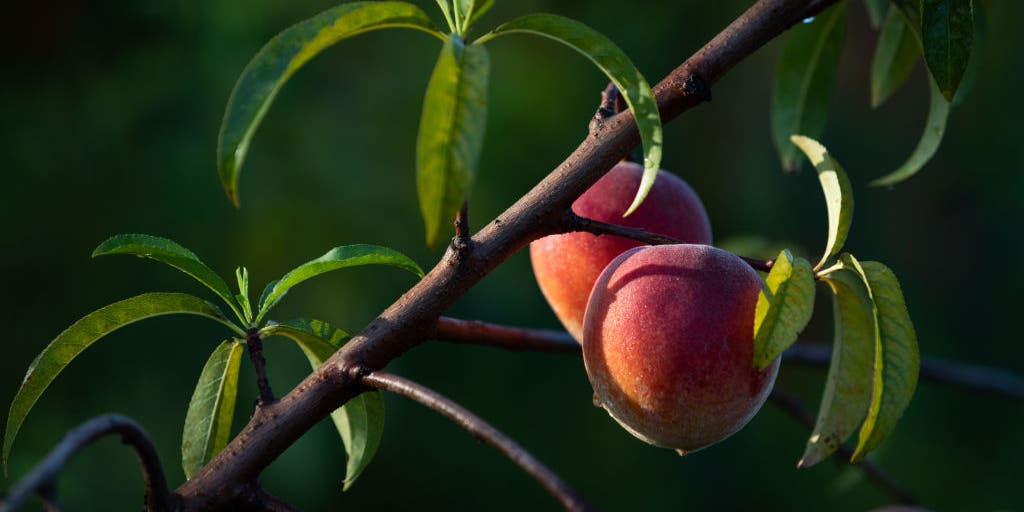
[0,415,172,512]
[561,212,774,272]
[362,372,595,512]
[245,328,275,405]
[784,344,1024,400]
[434,317,579,353]
[768,390,918,505]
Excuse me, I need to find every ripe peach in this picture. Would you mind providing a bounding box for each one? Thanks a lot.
[530,161,712,342]
[583,244,778,453]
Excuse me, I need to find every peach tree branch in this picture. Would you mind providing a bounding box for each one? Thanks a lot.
[362,372,595,512]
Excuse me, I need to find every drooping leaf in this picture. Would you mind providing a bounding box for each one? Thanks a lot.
[416,35,490,247]
[771,3,846,172]
[891,0,922,32]
[921,0,974,101]
[256,245,423,323]
[799,270,874,467]
[93,234,242,321]
[3,293,239,471]
[753,250,816,370]
[261,319,384,490]
[476,14,663,216]
[952,0,985,107]
[840,255,920,462]
[217,2,443,206]
[182,340,244,479]
[864,0,888,28]
[790,136,854,270]
[871,8,920,108]
[870,78,950,187]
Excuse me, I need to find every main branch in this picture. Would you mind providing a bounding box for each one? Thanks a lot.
[176,0,841,507]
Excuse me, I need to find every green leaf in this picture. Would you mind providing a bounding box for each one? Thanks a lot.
[476,14,663,216]
[789,136,854,270]
[93,234,243,322]
[891,0,922,32]
[799,270,874,468]
[235,267,253,324]
[435,0,456,32]
[753,250,816,370]
[771,3,846,172]
[416,35,490,247]
[256,245,423,323]
[871,8,920,108]
[921,0,974,101]
[3,293,239,472]
[864,0,888,28]
[870,77,950,187]
[261,319,384,490]
[466,0,494,29]
[839,255,920,462]
[182,340,244,479]
[217,2,443,206]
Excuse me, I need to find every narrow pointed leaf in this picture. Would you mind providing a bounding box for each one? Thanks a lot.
[871,9,921,108]
[3,293,237,471]
[416,35,490,247]
[261,319,384,490]
[864,0,888,28]
[870,78,950,187]
[256,245,422,322]
[93,234,241,319]
[235,267,253,323]
[840,255,920,462]
[790,136,854,270]
[182,340,244,479]
[466,0,494,29]
[921,0,974,101]
[771,3,846,172]
[476,14,662,216]
[799,270,874,467]
[892,0,923,32]
[753,250,816,370]
[435,0,456,32]
[217,2,443,206]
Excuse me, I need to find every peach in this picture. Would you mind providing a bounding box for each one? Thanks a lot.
[583,244,778,453]
[530,161,712,342]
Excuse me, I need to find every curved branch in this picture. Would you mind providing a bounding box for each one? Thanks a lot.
[0,414,172,512]
[434,317,579,353]
[176,0,844,506]
[768,390,918,505]
[560,212,774,272]
[361,372,595,512]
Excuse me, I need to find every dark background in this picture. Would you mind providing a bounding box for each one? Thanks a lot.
[2,0,1021,510]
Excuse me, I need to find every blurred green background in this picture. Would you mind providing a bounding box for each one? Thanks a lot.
[2,0,1021,509]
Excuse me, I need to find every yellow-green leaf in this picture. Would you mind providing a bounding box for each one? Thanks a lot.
[182,340,244,479]
[870,77,950,187]
[416,35,490,247]
[790,136,854,270]
[799,269,874,467]
[871,8,920,108]
[475,13,663,216]
[840,255,920,461]
[753,250,816,370]
[217,2,443,206]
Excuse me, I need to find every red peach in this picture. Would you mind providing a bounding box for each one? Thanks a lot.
[530,161,712,342]
[583,244,778,452]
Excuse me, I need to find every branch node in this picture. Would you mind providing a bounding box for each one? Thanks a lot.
[677,73,712,102]
[245,328,275,406]
[589,83,624,134]
[450,200,473,261]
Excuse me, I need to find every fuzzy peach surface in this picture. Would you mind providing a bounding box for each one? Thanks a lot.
[583,244,779,452]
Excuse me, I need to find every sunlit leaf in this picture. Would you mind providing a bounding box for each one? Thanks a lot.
[416,35,491,247]
[3,293,239,472]
[182,340,244,479]
[93,234,242,321]
[871,9,920,108]
[864,0,888,28]
[261,319,384,490]
[235,266,253,324]
[217,2,443,206]
[771,3,846,172]
[476,13,662,216]
[870,78,950,187]
[921,0,974,101]
[839,255,920,462]
[799,270,874,467]
[435,0,456,32]
[256,245,423,323]
[790,136,854,270]
[753,250,816,370]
